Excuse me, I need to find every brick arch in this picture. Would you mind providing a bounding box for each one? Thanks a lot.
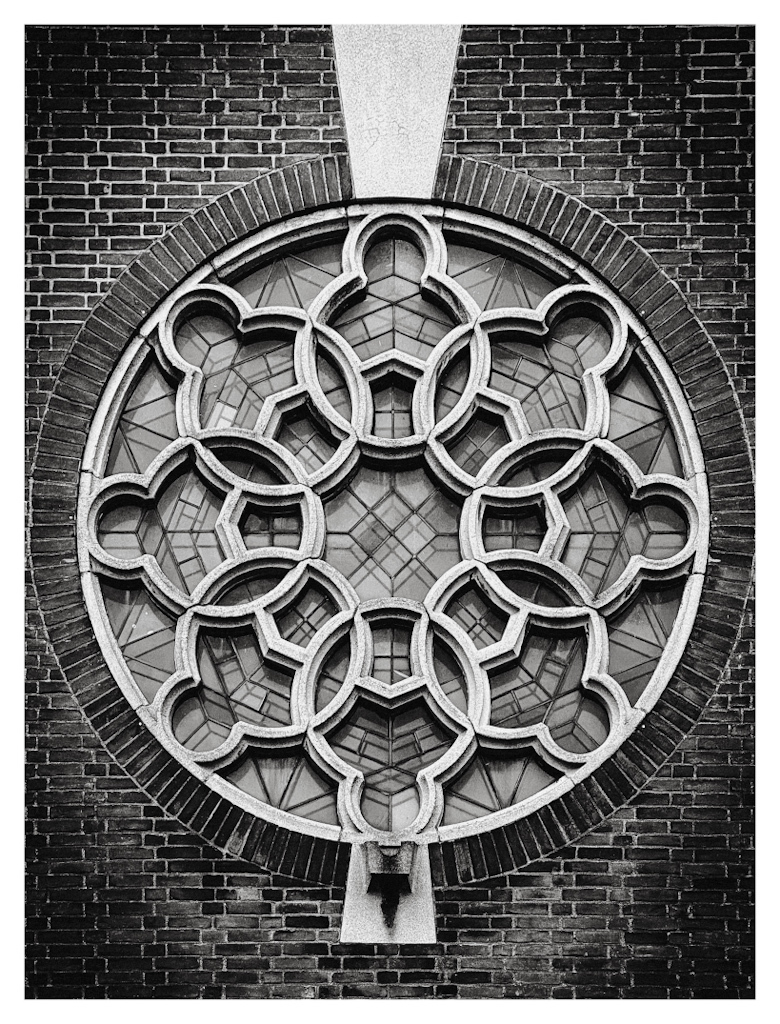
[28,155,753,886]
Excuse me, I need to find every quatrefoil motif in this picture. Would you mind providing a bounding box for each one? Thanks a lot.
[81,206,708,843]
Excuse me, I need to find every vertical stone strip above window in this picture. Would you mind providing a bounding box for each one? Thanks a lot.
[332,24,462,199]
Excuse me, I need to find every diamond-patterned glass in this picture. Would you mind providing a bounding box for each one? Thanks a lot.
[324,465,462,601]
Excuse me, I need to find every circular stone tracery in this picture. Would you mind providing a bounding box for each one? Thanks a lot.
[79,203,709,844]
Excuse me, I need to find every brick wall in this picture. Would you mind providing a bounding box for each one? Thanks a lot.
[441,24,754,446]
[26,24,346,467]
[26,25,754,998]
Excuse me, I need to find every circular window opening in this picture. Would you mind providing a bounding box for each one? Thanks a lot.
[80,203,709,844]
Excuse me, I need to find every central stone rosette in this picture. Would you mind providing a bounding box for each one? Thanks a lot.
[83,207,702,842]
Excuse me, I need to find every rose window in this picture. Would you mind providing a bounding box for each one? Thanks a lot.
[80,205,708,848]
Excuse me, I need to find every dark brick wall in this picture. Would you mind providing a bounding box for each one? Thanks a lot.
[441,25,754,447]
[26,24,346,467]
[26,25,754,998]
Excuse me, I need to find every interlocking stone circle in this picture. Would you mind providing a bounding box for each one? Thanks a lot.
[78,203,709,844]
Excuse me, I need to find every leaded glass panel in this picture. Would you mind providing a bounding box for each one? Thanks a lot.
[607,356,684,477]
[221,749,340,826]
[101,578,177,701]
[606,581,686,705]
[561,467,688,596]
[232,241,344,309]
[333,236,455,361]
[175,314,296,431]
[323,465,462,601]
[98,467,226,595]
[446,408,510,476]
[329,700,453,832]
[172,628,294,751]
[441,750,559,826]
[444,241,559,310]
[106,358,178,476]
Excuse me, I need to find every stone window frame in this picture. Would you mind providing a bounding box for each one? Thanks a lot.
[77,199,709,848]
[29,156,753,886]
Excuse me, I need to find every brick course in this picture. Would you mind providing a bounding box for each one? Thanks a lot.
[26,25,753,998]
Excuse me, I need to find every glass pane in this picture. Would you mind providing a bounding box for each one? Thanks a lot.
[316,342,352,421]
[441,749,558,825]
[499,452,569,488]
[172,628,294,751]
[562,467,687,595]
[324,465,461,601]
[432,636,468,714]
[175,313,295,431]
[215,572,286,606]
[274,405,337,473]
[210,448,284,486]
[97,504,145,560]
[275,582,336,647]
[371,623,413,683]
[446,408,509,476]
[99,467,225,595]
[101,578,176,701]
[329,700,452,832]
[607,582,685,705]
[483,504,546,552]
[489,315,611,432]
[445,583,508,649]
[608,357,684,477]
[239,502,302,550]
[221,750,339,825]
[371,376,415,438]
[498,572,570,608]
[106,359,178,476]
[488,624,609,752]
[332,236,455,361]
[445,241,558,310]
[232,241,344,310]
